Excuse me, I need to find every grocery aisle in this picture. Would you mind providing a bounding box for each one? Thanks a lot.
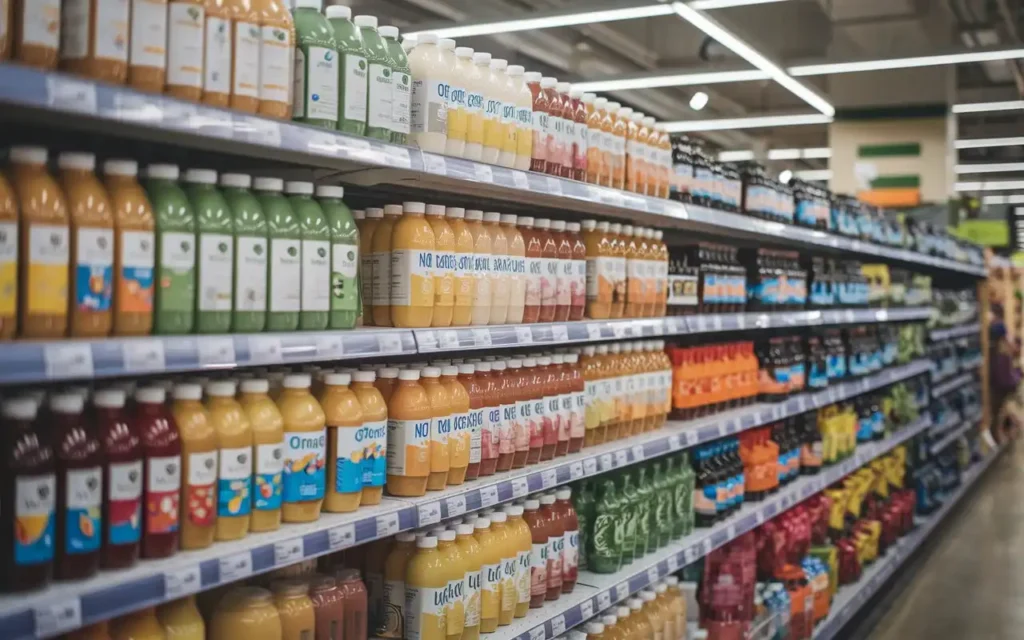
[860,442,1022,639]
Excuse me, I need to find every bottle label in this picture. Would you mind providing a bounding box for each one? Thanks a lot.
[516,549,531,604]
[465,91,485,146]
[217,446,252,517]
[166,2,204,89]
[27,224,70,315]
[535,397,552,447]
[499,402,517,455]
[129,0,167,69]
[368,63,394,129]
[563,528,579,575]
[454,252,474,307]
[585,256,615,301]
[371,250,392,306]
[556,257,572,306]
[483,97,504,150]
[282,429,326,502]
[386,419,431,476]
[64,467,102,555]
[450,411,470,465]
[571,391,586,438]
[260,25,292,104]
[203,14,231,95]
[433,250,456,307]
[572,259,586,309]
[117,229,155,314]
[431,415,450,474]
[514,399,532,453]
[74,227,114,313]
[559,394,573,442]
[546,535,563,590]
[292,48,306,119]
[501,553,518,611]
[390,249,435,307]
[331,242,359,312]
[185,450,216,526]
[392,72,412,135]
[301,239,331,312]
[234,236,267,312]
[667,272,698,307]
[533,112,548,162]
[383,579,406,638]
[517,107,533,157]
[360,251,374,309]
[342,54,368,123]
[332,424,366,494]
[14,474,56,566]
[198,232,233,311]
[269,238,301,312]
[481,405,500,460]
[231,21,260,99]
[0,222,15,317]
[411,79,449,135]
[530,541,548,596]
[22,1,60,49]
[254,442,283,511]
[403,585,447,640]
[464,568,481,626]
[60,0,89,59]
[158,230,195,312]
[147,455,181,534]
[303,46,339,122]
[540,257,558,308]
[525,256,542,307]
[523,398,542,450]
[468,408,484,464]
[502,103,519,154]
[107,460,143,545]
[359,420,387,488]
[472,253,491,306]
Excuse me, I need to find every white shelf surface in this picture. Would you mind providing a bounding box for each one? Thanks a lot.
[930,372,978,399]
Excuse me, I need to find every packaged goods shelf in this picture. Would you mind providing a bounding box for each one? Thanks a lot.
[931,372,977,399]
[0,358,931,639]
[0,307,931,384]
[0,65,985,278]
[930,414,982,455]
[813,445,1004,639]
[929,323,981,342]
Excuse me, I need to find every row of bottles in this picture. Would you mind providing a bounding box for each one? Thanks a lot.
[577,580,688,640]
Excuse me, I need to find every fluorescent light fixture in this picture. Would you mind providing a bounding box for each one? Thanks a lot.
[689,0,791,7]
[952,100,1024,114]
[689,91,709,110]
[955,180,1024,192]
[663,113,833,132]
[404,4,675,39]
[789,48,1024,76]
[717,147,833,161]
[571,69,769,93]
[779,169,793,183]
[983,194,1024,205]
[718,150,757,162]
[670,2,835,116]
[954,136,1024,149]
[955,163,1024,174]
[795,169,832,181]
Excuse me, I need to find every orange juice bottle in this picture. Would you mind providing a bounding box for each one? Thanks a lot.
[227,0,261,113]
[656,124,672,199]
[372,204,402,327]
[173,383,217,550]
[427,204,455,328]
[205,380,253,541]
[628,597,653,639]
[157,595,206,639]
[60,0,130,81]
[485,212,509,325]
[465,210,492,326]
[0,170,15,339]
[504,505,532,618]
[623,109,640,193]
[447,207,475,327]
[607,103,625,190]
[422,367,451,491]
[238,378,284,533]
[271,579,316,640]
[442,366,470,485]
[455,523,483,640]
[381,532,417,638]
[386,369,432,497]
[487,511,516,627]
[360,207,383,325]
[580,347,599,446]
[376,367,400,404]
[391,202,436,328]
[165,0,205,102]
[438,529,466,640]
[643,117,660,197]
[607,223,626,319]
[634,113,652,195]
[200,0,231,108]
[11,146,69,338]
[640,591,666,640]
[474,517,500,633]
[652,583,676,640]
[597,100,615,187]
[110,608,165,640]
[321,373,364,513]
[582,220,608,320]
[104,159,155,337]
[406,536,449,640]
[254,0,295,119]
[600,614,626,640]
[622,224,641,319]
[277,373,326,523]
[501,214,526,324]
[653,230,668,317]
[351,370,387,505]
[584,94,601,185]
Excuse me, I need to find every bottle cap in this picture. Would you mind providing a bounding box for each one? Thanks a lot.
[541,77,557,88]
[295,0,321,8]
[379,25,399,39]
[354,15,378,28]
[221,173,252,188]
[417,536,437,548]
[474,517,490,529]
[539,493,556,505]
[283,374,312,388]
[507,65,524,75]
[325,373,352,386]
[315,185,344,198]
[438,529,456,541]
[253,176,283,191]
[524,71,542,82]
[324,4,350,18]
[171,383,201,401]
[439,38,456,50]
[466,209,483,221]
[585,623,605,635]
[617,606,630,618]
[472,52,492,65]
[567,222,581,232]
[551,220,566,231]
[441,365,460,377]
[517,216,534,227]
[556,82,570,93]
[457,523,475,535]
[9,146,48,164]
[206,380,237,397]
[458,364,475,375]
[403,201,426,214]
[379,367,400,378]
[483,211,501,223]
[455,46,474,58]
[384,204,403,216]
[284,181,314,195]
[490,511,507,523]
[398,370,420,381]
[535,218,550,229]
[500,214,517,225]
[146,163,179,180]
[556,487,571,500]
[240,378,270,394]
[103,159,138,176]
[425,204,446,216]
[446,206,465,219]
[184,168,217,184]
[366,207,384,219]
[57,152,95,170]
[490,58,508,70]
[421,366,441,378]
[524,499,540,510]
[93,389,126,409]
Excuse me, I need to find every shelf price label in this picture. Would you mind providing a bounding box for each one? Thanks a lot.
[219,552,253,582]
[551,325,569,342]
[647,566,660,584]
[511,477,529,498]
[377,513,400,538]
[515,326,533,344]
[583,457,598,476]
[328,524,355,550]
[123,339,166,373]
[512,171,530,189]
[198,337,236,366]
[474,164,494,183]
[614,449,629,467]
[316,335,344,358]
[631,444,645,462]
[274,539,304,566]
[587,324,603,340]
[541,468,558,489]
[418,502,442,526]
[34,598,82,637]
[439,330,461,349]
[599,453,614,471]
[569,461,584,480]
[530,627,546,640]
[613,582,630,601]
[165,565,201,599]
[479,485,499,507]
[446,494,467,517]
[377,333,404,354]
[666,554,679,572]
[597,591,612,611]
[668,434,682,450]
[471,328,493,347]
[423,153,447,176]
[45,343,94,379]
[546,177,563,195]
[550,615,566,637]
[580,599,594,620]
[248,336,283,364]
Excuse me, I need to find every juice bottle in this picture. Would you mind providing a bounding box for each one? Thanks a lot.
[271,579,316,640]
[524,73,545,172]
[316,185,359,329]
[465,210,492,326]
[0,170,14,339]
[172,383,215,551]
[286,181,331,330]
[206,381,252,541]
[502,214,526,324]
[538,357,558,461]
[456,365,483,481]
[484,212,509,324]
[464,52,490,162]
[227,0,261,114]
[11,146,69,338]
[498,63,521,169]
[482,512,512,627]
[164,0,205,101]
[407,34,447,153]
[200,0,231,108]
[580,347,600,446]
[639,117,656,197]
[509,66,533,171]
[570,88,588,181]
[146,164,195,335]
[427,204,455,328]
[325,5,368,136]
[209,587,283,640]
[356,15,394,141]
[375,367,399,404]
[442,366,470,485]
[221,173,267,332]
[104,160,154,337]
[386,369,432,497]
[126,0,167,93]
[359,207,383,324]
[622,225,640,318]
[473,518,500,633]
[254,0,294,119]
[556,83,573,178]
[652,583,676,640]
[596,99,614,187]
[609,105,628,190]
[277,374,326,523]
[653,231,668,317]
[52,402,103,582]
[508,359,530,468]
[541,78,561,176]
[504,505,532,618]
[110,608,166,640]
[405,536,448,640]
[238,379,284,533]
[624,111,640,193]
[421,367,451,491]
[365,538,390,629]
[639,591,665,640]
[554,488,579,593]
[517,217,540,323]
[138,387,182,558]
[663,577,687,638]
[292,0,339,128]
[564,354,585,452]
[539,493,563,600]
[553,355,572,456]
[476,362,499,477]
[447,207,475,327]
[608,223,627,319]
[371,204,401,327]
[583,94,601,184]
[551,220,572,321]
[391,202,436,328]
[309,575,345,640]
[381,26,411,145]
[183,169,233,333]
[254,177,300,331]
[522,499,547,609]
[59,152,114,338]
[95,390,142,570]
[379,532,416,638]
[526,358,546,465]
[321,372,364,512]
[482,59,508,165]
[534,219,556,322]
[437,530,466,640]
[455,524,483,640]
[157,596,205,639]
[336,568,369,640]
[14,2,60,69]
[351,371,387,505]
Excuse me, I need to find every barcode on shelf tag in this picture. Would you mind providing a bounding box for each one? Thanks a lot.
[248,336,283,364]
[569,461,584,480]
[384,146,412,168]
[423,153,447,175]
[580,599,594,620]
[614,582,630,600]
[667,555,679,572]
[438,330,460,349]
[587,324,603,340]
[274,539,304,566]
[474,164,494,183]
[683,546,698,564]
[599,453,614,470]
[164,565,201,598]
[530,626,546,640]
[515,326,533,344]
[513,171,530,189]
[552,325,569,342]
[647,566,660,584]
[614,449,629,467]
[511,477,529,498]
[34,598,82,637]
[631,444,645,461]
[377,333,404,354]
[48,77,98,114]
[446,495,467,517]
[547,177,563,195]
[668,434,682,450]
[198,337,236,366]
[417,330,438,350]
[550,615,566,637]
[472,328,493,347]
[480,485,499,507]
[583,458,598,475]
[329,524,355,550]
[377,513,400,538]
[45,343,94,379]
[316,335,344,358]
[597,591,612,610]
[219,552,253,582]
[418,502,441,526]
[123,339,166,373]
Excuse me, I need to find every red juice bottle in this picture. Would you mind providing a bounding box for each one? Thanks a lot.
[137,387,181,559]
[539,493,564,600]
[555,488,579,593]
[52,392,103,581]
[553,355,571,457]
[477,363,500,477]
[538,357,558,462]
[0,397,55,592]
[566,354,586,453]
[523,498,549,608]
[96,388,143,570]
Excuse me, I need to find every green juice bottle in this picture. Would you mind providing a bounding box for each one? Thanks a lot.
[588,477,622,573]
[618,472,639,564]
[379,25,410,145]
[221,173,267,333]
[285,181,331,330]
[325,5,369,136]
[146,164,195,335]
[315,185,359,329]
[353,15,394,141]
[255,177,301,332]
[292,0,340,129]
[183,169,234,334]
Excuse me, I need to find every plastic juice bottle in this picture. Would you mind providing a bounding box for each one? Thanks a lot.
[171,384,215,551]
[566,222,585,320]
[315,185,359,329]
[405,536,448,640]
[456,365,483,481]
[489,360,513,471]
[356,15,394,141]
[517,358,538,465]
[564,354,585,452]
[594,99,613,187]
[482,59,508,165]
[93,390,142,570]
[446,47,473,158]
[391,201,436,328]
[663,577,687,637]
[220,173,267,332]
[0,171,14,339]
[379,532,416,638]
[426,204,455,328]
[285,181,331,330]
[291,0,339,128]
[622,225,640,318]
[375,367,400,404]
[199,0,231,108]
[552,355,571,456]
[571,89,589,181]
[608,105,627,190]
[465,210,492,326]
[509,66,533,171]
[472,518,499,633]
[522,499,546,609]
[483,512,513,626]
[205,380,253,541]
[498,63,520,169]
[386,369,431,497]
[517,217,540,323]
[365,538,390,628]
[525,73,547,172]
[246,181,294,331]
[124,0,167,93]
[538,357,559,461]
[277,374,326,523]
[237,379,284,533]
[540,493,564,601]
[634,114,651,196]
[623,111,639,193]
[475,362,499,477]
[658,126,673,200]
[209,587,282,640]
[639,592,664,639]
[653,231,668,317]
[641,117,658,197]
[556,83,574,178]
[110,608,165,640]
[351,371,387,505]
[13,0,60,69]
[608,223,627,319]
[145,164,195,335]
[584,95,600,184]
[227,0,261,114]
[552,220,572,322]
[504,505,532,618]
[554,488,579,593]
[136,387,182,559]
[163,0,205,101]
[455,524,483,640]
[436,530,465,640]
[320,373,364,512]
[421,367,451,491]
[532,219,555,322]
[381,26,411,145]
[157,595,205,640]
[501,214,526,324]
[652,583,675,640]
[541,78,561,176]
[10,146,68,338]
[464,52,490,162]
[441,366,470,485]
[254,0,294,119]
[182,169,233,334]
[484,212,509,324]
[58,152,114,338]
[371,204,401,326]
[324,6,368,137]
[446,207,475,326]
[359,207,382,324]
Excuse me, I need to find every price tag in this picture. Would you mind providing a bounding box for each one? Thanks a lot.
[198,337,236,366]
[377,333,404,354]
[612,324,626,338]
[48,76,98,113]
[755,511,765,525]
[418,502,442,526]
[736,315,746,330]
[248,336,283,364]
[541,468,558,488]
[550,615,566,637]
[438,330,461,349]
[614,582,630,601]
[683,546,699,564]
[546,177,563,195]
[552,325,569,342]
[701,538,713,555]
[587,324,603,340]
[164,565,201,598]
[683,430,699,446]
[384,146,412,168]
[515,326,533,344]
[423,153,447,175]
[123,339,166,372]
[580,599,594,620]
[569,461,584,480]
[328,524,355,550]
[614,449,629,467]
[417,330,438,350]
[45,343,94,379]
[511,477,529,498]
[712,316,723,331]
[530,626,546,640]
[584,457,598,475]
[480,485,499,507]
[726,525,736,539]
[474,164,494,183]
[471,328,493,347]
[376,513,400,538]
[647,566,660,584]
[446,494,467,517]
[512,171,530,189]
[668,434,682,450]
[631,444,645,461]
[599,453,614,470]
[597,591,612,611]
[34,598,82,637]
[219,552,253,582]
[316,335,344,358]
[667,555,679,572]
[274,539,304,566]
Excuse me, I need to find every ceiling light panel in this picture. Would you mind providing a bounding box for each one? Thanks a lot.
[789,49,1024,76]
[404,4,675,39]
[955,163,1024,174]
[952,100,1024,114]
[982,194,1024,205]
[571,69,770,93]
[795,169,832,181]
[664,113,833,132]
[718,150,757,162]
[954,137,1024,149]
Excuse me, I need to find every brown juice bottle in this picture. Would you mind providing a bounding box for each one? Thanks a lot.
[584,95,601,185]
[0,171,18,339]
[570,88,587,182]
[653,230,668,317]
[493,361,515,473]
[596,99,614,187]
[557,82,574,179]
[525,358,545,465]
[477,362,499,477]
[565,354,585,453]
[255,0,294,119]
[551,220,572,322]
[127,0,168,93]
[536,219,558,323]
[622,108,639,193]
[535,356,557,462]
[200,0,231,108]
[105,159,155,336]
[458,364,484,481]
[539,493,563,600]
[604,344,622,441]
[165,0,205,102]
[608,223,626,319]
[14,0,60,69]
[519,216,542,324]
[567,222,586,321]
[59,0,130,83]
[52,392,103,581]
[607,103,625,190]
[374,367,399,404]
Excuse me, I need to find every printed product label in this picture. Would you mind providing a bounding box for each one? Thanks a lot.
[498,403,516,455]
[517,107,533,157]
[360,252,374,309]
[501,553,517,610]
[107,460,142,545]
[472,253,491,305]
[585,256,616,300]
[563,528,579,574]
[525,256,542,307]
[22,0,60,48]
[359,420,387,488]
[254,442,283,511]
[283,429,326,502]
[0,221,15,316]
[14,474,55,566]
[466,90,485,145]
[304,46,339,122]
[74,227,114,312]
[383,579,406,639]
[411,79,449,135]
[217,446,252,517]
[27,224,69,315]
[541,257,558,308]
[481,405,500,461]
[431,416,450,473]
[203,14,231,95]
[371,251,392,306]
[342,54,369,122]
[571,391,586,438]
[514,399,532,452]
[392,72,412,135]
[146,455,181,534]
[60,0,89,59]
[434,250,456,307]
[524,398,542,451]
[158,230,195,313]
[450,411,470,465]
[301,239,331,312]
[368,63,394,129]
[454,252,473,306]
[546,535,563,590]
[530,541,548,596]
[233,21,260,98]
[390,249,435,307]
[235,236,267,311]
[332,424,365,493]
[64,467,102,555]
[185,450,216,526]
[559,394,573,442]
[534,398,550,448]
[501,103,518,154]
[667,273,698,307]
[118,229,154,314]
[464,568,481,626]
[404,585,447,640]
[484,97,504,150]
[331,242,359,312]
[516,549,531,604]
[129,0,167,69]
[556,257,572,306]
[167,2,204,89]
[260,25,291,104]
[386,418,430,476]
[468,408,484,464]
[270,238,301,312]
[448,84,468,142]
[198,232,233,311]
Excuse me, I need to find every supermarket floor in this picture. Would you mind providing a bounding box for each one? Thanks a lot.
[851,442,1022,639]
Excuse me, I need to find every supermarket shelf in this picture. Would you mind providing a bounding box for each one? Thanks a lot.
[503,414,934,640]
[0,65,985,278]
[959,355,983,371]
[929,323,981,342]
[930,372,976,399]
[0,358,930,639]
[0,307,931,384]
[814,445,1003,640]
[930,413,982,455]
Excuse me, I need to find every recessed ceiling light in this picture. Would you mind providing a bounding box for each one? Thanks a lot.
[689,91,709,111]
[795,169,832,181]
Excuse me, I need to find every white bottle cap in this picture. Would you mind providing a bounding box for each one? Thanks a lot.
[283,373,312,388]
[57,152,96,171]
[541,77,557,88]
[499,214,518,225]
[539,493,556,505]
[640,591,656,602]
[483,211,500,223]
[445,206,465,219]
[618,107,633,117]
[556,82,570,93]
[438,529,456,541]
[50,393,84,414]
[524,71,542,82]
[221,173,252,188]
[475,362,491,372]
[354,15,378,28]
[535,218,550,229]
[352,371,376,383]
[566,222,581,232]
[93,389,126,409]
[457,523,475,535]
[594,97,608,109]
[551,220,566,231]
[9,146,48,164]
[466,209,483,221]
[570,88,584,98]
[601,615,617,626]
[415,32,437,45]
[172,383,202,401]
[507,64,524,76]
[240,378,270,394]
[490,511,507,523]
[491,360,506,372]
[379,367,400,379]
[439,38,455,50]
[505,504,524,516]
[522,357,537,367]
[316,185,344,198]
[556,487,571,500]
[103,159,138,176]
[3,397,38,420]
[324,4,350,19]
[655,583,668,594]
[206,380,237,397]
[582,92,596,103]
[425,204,446,216]
[632,112,645,122]
[421,366,441,378]
[295,0,321,8]
[441,365,460,377]
[379,26,399,39]
[146,164,179,180]
[384,204,403,216]
[627,598,643,611]
[366,207,384,219]
[609,223,622,233]
[183,168,217,184]
[490,58,507,70]
[472,52,492,65]
[524,499,540,510]
[551,354,565,365]
[585,623,605,635]
[398,370,420,381]
[622,224,634,235]
[455,46,474,58]
[253,176,284,191]
[325,373,352,386]
[417,536,438,548]
[474,517,490,529]
[617,606,631,617]
[135,386,167,404]
[285,181,314,195]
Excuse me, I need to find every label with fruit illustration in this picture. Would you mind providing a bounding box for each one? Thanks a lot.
[74,227,114,312]
[283,430,326,503]
[65,466,102,554]
[254,442,283,511]
[333,424,364,494]
[107,459,143,545]
[147,455,181,534]
[217,446,252,517]
[185,450,216,526]
[386,419,431,476]
[14,473,55,566]
[360,420,387,489]
[118,230,155,314]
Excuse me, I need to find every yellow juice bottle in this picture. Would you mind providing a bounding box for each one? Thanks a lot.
[173,383,217,551]
[405,536,449,640]
[391,202,436,328]
[484,212,509,325]
[386,369,432,497]
[614,606,635,640]
[372,204,402,327]
[206,380,253,541]
[627,598,653,640]
[488,511,516,626]
[641,591,666,640]
[277,374,327,523]
[442,366,470,485]
[352,370,388,505]
[238,378,284,533]
[360,207,383,325]
[156,595,206,640]
[455,524,483,640]
[599,614,626,640]
[446,207,475,327]
[438,530,466,640]
[503,505,532,618]
[110,608,165,640]
[426,204,455,328]
[270,579,316,640]
[380,532,417,638]
[421,367,451,491]
[652,583,675,640]
[473,517,500,633]
[465,210,492,326]
[663,577,687,639]
[321,372,364,513]
[67,622,111,640]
